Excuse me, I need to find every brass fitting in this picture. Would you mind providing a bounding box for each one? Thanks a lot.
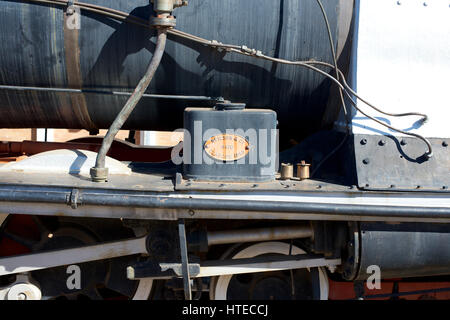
[280,163,294,180]
[296,161,311,180]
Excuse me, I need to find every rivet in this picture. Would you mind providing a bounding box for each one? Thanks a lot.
[400,139,407,146]
[443,141,448,147]
[188,209,195,216]
[397,1,401,5]
[379,140,386,146]
[390,184,396,188]
[423,2,427,7]
[360,139,367,145]
[362,158,370,165]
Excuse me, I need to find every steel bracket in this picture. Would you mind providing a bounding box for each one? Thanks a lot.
[178,219,192,300]
[126,261,200,280]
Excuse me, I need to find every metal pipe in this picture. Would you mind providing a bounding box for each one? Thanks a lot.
[0,85,222,102]
[207,225,313,246]
[91,29,167,182]
[0,185,449,220]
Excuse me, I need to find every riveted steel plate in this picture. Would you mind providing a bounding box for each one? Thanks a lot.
[354,134,450,191]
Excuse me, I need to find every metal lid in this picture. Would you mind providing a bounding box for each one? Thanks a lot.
[214,102,246,111]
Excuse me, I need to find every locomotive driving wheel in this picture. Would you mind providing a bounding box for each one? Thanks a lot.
[0,214,153,300]
[209,241,329,300]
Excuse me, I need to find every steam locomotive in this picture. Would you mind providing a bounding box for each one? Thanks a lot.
[0,0,449,300]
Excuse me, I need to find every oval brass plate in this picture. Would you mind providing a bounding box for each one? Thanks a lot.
[204,134,249,161]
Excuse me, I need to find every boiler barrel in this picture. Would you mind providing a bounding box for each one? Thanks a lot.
[0,0,352,145]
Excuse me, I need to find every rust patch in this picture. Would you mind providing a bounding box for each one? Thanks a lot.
[63,9,96,130]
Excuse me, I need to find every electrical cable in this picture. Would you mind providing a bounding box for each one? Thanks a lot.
[312,0,429,176]
[310,0,349,177]
[315,0,348,119]
[19,0,433,158]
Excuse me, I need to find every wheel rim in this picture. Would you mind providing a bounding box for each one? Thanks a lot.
[210,241,329,300]
[0,214,153,300]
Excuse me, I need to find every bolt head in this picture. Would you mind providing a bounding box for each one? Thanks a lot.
[17,293,27,300]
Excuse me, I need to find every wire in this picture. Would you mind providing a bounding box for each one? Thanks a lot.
[315,0,348,119]
[310,0,349,177]
[311,0,429,176]
[19,0,433,158]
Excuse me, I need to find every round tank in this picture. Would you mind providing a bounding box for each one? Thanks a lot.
[0,0,352,146]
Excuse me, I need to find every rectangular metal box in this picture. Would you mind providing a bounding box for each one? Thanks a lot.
[182,104,277,182]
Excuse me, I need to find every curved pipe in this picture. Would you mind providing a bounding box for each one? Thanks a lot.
[91,30,168,182]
